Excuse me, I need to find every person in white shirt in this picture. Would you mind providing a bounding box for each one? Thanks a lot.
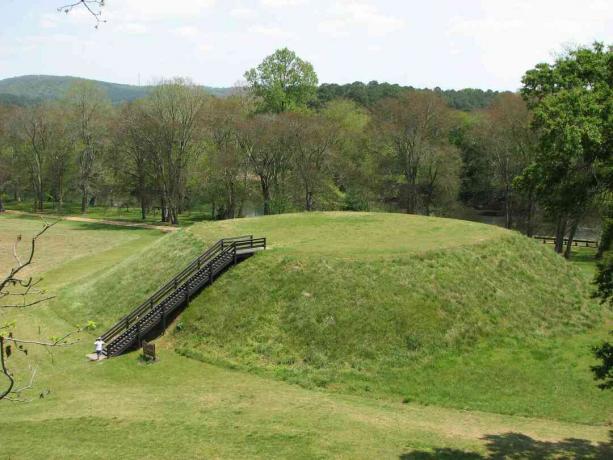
[94,337,105,360]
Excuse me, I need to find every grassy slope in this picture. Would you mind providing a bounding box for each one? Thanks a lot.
[172,212,611,423]
[0,213,611,458]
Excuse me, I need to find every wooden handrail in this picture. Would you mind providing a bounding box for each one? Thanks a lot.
[100,235,265,347]
[533,235,599,247]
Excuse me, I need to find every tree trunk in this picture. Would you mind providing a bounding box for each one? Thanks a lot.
[305,190,314,211]
[160,194,169,223]
[0,195,5,213]
[554,216,567,254]
[504,185,512,229]
[596,220,612,259]
[260,177,271,215]
[564,218,579,259]
[525,190,536,237]
[81,188,88,213]
[140,197,147,220]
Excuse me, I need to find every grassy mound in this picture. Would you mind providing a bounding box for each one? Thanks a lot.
[173,212,608,422]
[178,212,597,361]
[47,212,608,422]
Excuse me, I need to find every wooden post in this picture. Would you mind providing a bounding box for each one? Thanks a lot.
[136,322,141,348]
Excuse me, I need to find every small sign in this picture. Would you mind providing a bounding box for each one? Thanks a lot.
[142,341,156,361]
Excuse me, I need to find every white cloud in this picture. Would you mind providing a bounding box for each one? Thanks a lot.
[39,14,59,29]
[105,0,216,22]
[230,7,256,18]
[320,1,404,38]
[446,0,613,88]
[260,0,307,7]
[116,23,148,35]
[248,25,292,38]
[173,26,200,38]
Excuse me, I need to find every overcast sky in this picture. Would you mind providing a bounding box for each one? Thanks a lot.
[0,0,611,90]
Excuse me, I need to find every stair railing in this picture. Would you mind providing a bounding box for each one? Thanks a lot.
[100,235,265,349]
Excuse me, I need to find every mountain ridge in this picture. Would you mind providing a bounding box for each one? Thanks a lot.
[0,74,231,105]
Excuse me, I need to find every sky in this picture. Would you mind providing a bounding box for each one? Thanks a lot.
[0,0,611,91]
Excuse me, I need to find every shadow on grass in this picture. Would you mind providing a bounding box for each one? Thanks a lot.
[401,431,613,459]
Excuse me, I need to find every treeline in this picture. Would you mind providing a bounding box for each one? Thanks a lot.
[317,81,501,111]
[0,45,610,258]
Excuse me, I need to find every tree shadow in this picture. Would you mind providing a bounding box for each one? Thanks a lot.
[400,431,613,459]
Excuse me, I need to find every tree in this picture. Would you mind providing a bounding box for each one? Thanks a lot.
[236,114,290,215]
[521,42,612,257]
[591,227,613,390]
[144,79,209,224]
[320,99,371,211]
[10,105,55,212]
[57,1,106,28]
[113,101,156,220]
[64,81,111,213]
[202,97,250,219]
[476,93,537,229]
[244,48,318,113]
[286,112,338,211]
[370,91,459,214]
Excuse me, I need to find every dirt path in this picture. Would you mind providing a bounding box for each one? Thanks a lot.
[3,210,179,232]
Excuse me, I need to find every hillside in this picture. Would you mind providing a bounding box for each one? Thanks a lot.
[0,75,502,110]
[0,75,231,105]
[52,212,611,423]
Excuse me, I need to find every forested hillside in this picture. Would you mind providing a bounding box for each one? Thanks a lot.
[0,75,231,105]
[0,75,500,111]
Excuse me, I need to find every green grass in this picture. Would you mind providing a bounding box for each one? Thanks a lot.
[0,212,611,458]
[173,212,610,423]
[3,199,213,226]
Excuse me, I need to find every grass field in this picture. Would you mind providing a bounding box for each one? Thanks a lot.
[0,212,611,458]
[2,199,213,227]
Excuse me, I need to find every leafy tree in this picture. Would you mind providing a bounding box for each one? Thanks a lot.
[285,111,338,211]
[64,81,111,213]
[244,48,318,113]
[370,91,459,215]
[144,79,209,224]
[321,99,371,210]
[202,96,250,219]
[520,42,612,256]
[475,93,537,229]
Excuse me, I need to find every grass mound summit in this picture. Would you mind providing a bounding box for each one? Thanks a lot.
[177,213,596,365]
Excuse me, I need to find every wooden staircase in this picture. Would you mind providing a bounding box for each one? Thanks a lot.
[100,235,266,357]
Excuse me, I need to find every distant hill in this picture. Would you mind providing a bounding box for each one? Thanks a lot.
[0,75,502,111]
[0,75,232,105]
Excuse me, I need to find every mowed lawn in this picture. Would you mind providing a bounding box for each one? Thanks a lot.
[0,213,611,459]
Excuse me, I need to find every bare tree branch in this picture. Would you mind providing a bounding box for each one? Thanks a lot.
[0,218,59,295]
[57,0,106,28]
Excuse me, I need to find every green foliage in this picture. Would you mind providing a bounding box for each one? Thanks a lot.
[244,48,318,113]
[591,338,613,390]
[317,81,501,110]
[520,43,612,229]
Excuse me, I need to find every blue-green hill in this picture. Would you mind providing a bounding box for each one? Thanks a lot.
[0,75,231,105]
